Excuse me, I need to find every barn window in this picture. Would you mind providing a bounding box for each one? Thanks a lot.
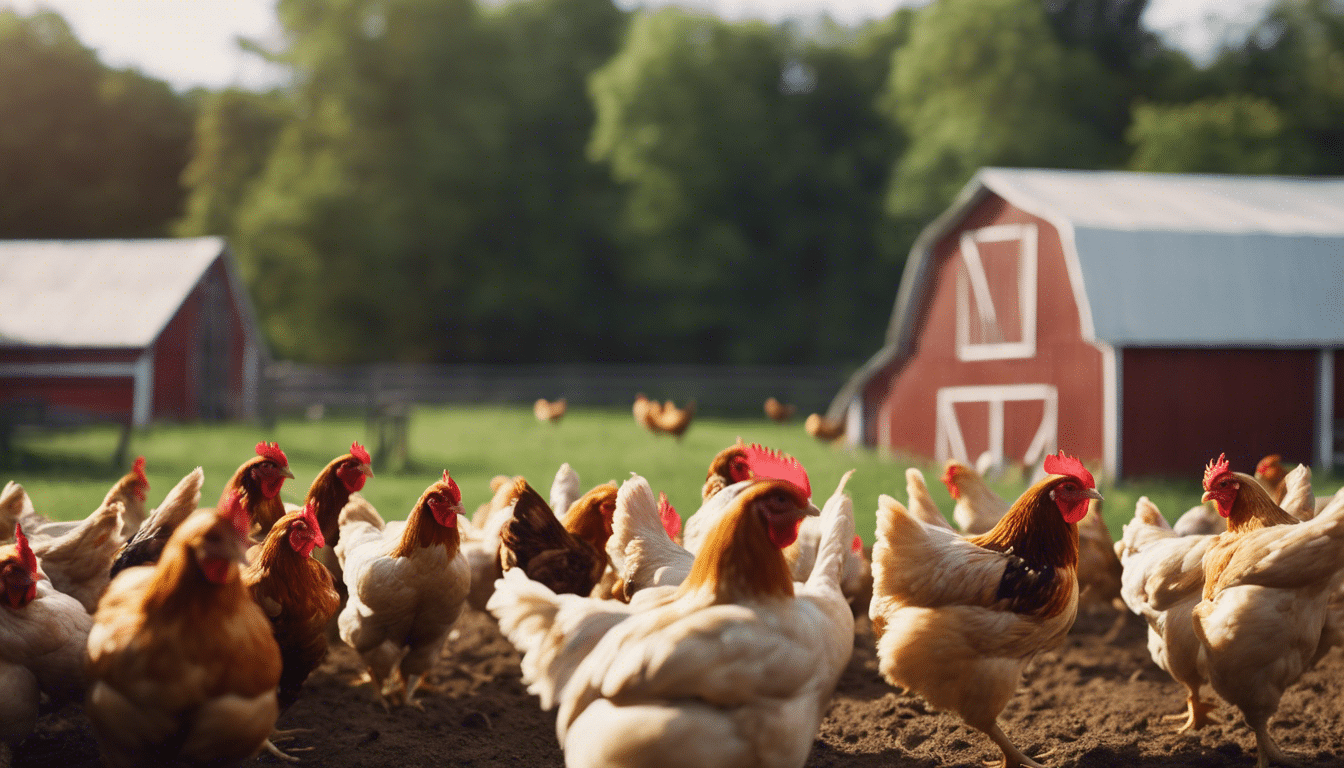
[955,223,1037,361]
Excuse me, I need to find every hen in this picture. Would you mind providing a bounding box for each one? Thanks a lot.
[1114,496,1218,732]
[335,472,469,710]
[242,502,339,758]
[940,459,1009,535]
[534,398,567,424]
[489,472,855,768]
[0,525,92,764]
[870,451,1099,768]
[1193,454,1344,768]
[220,442,296,540]
[499,478,618,598]
[28,498,124,612]
[905,467,954,530]
[298,442,374,588]
[462,474,525,611]
[605,475,696,601]
[108,467,205,578]
[649,398,696,439]
[1252,454,1288,504]
[17,456,150,542]
[763,396,796,422]
[1074,498,1126,629]
[85,494,282,768]
[803,412,845,442]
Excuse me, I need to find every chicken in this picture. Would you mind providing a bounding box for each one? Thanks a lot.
[1192,454,1344,768]
[642,398,695,439]
[1253,454,1288,504]
[242,502,339,759]
[804,412,845,442]
[1173,501,1222,536]
[1278,462,1315,521]
[870,451,1100,768]
[606,475,696,601]
[632,393,662,431]
[534,398,568,424]
[1075,498,1126,625]
[763,396,796,422]
[488,473,855,768]
[700,439,751,502]
[219,441,297,541]
[15,456,150,542]
[335,472,469,710]
[0,482,28,538]
[108,467,204,578]
[298,442,374,589]
[498,478,617,598]
[28,498,124,612]
[85,494,282,768]
[0,524,93,763]
[940,459,1009,535]
[1114,496,1218,732]
[688,442,817,555]
[549,462,582,517]
[462,474,525,611]
[906,467,954,530]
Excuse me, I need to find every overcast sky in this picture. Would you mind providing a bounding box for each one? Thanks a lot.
[5,0,1273,91]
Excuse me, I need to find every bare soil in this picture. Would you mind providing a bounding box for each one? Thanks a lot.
[16,608,1344,768]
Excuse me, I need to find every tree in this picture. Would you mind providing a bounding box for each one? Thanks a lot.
[1127,95,1313,174]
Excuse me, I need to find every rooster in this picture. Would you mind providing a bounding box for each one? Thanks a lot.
[489,471,855,768]
[534,397,567,424]
[763,396,796,422]
[335,471,469,710]
[870,451,1100,768]
[1193,454,1344,768]
[108,467,205,578]
[219,442,296,540]
[804,412,844,442]
[85,494,282,768]
[17,456,150,542]
[499,479,618,598]
[242,502,339,759]
[0,524,93,765]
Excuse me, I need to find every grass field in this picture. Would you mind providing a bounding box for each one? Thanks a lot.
[5,405,1335,541]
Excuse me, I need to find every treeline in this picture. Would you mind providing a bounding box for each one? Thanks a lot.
[3,0,1342,366]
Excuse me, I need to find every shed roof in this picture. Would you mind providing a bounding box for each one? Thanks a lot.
[0,237,228,349]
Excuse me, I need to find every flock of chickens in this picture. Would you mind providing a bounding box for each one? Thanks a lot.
[534,394,846,444]
[1,437,1342,768]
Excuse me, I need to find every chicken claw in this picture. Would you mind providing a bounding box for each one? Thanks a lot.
[1160,697,1219,733]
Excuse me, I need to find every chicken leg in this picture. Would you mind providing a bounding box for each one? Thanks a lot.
[1160,694,1218,733]
[1252,719,1301,768]
[982,721,1047,768]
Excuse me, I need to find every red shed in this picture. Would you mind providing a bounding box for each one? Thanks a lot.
[0,237,267,427]
[834,169,1344,479]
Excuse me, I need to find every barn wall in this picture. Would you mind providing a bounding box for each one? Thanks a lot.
[0,349,141,420]
[1121,348,1317,477]
[875,194,1105,466]
[153,285,202,421]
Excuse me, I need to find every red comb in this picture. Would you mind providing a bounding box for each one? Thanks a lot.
[440,470,461,505]
[14,524,36,574]
[221,490,251,540]
[1043,451,1094,489]
[255,441,288,467]
[132,456,148,484]
[1203,453,1231,490]
[851,535,863,554]
[658,492,681,539]
[299,502,324,547]
[743,443,811,498]
[1254,455,1279,473]
[350,441,371,465]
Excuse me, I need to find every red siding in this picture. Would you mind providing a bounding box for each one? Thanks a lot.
[1121,348,1317,477]
[874,194,1105,468]
[0,377,134,418]
[153,287,201,420]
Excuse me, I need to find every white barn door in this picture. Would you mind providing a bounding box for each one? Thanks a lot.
[935,384,1058,470]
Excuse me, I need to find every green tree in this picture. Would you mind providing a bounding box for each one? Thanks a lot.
[1127,95,1312,174]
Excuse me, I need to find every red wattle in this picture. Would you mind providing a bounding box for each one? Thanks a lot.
[768,517,803,549]
[200,557,231,585]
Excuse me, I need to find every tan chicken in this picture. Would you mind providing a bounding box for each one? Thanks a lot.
[804,412,845,442]
[763,396,796,422]
[642,398,695,439]
[1193,454,1344,768]
[108,467,205,578]
[499,479,618,598]
[242,502,340,759]
[1075,498,1126,632]
[1115,496,1219,732]
[28,499,124,613]
[489,473,855,768]
[335,472,469,710]
[1173,501,1222,536]
[85,494,282,768]
[940,459,1009,535]
[870,452,1100,768]
[534,397,567,424]
[605,475,696,602]
[906,467,954,530]
[16,456,150,542]
[632,393,662,431]
[0,524,93,764]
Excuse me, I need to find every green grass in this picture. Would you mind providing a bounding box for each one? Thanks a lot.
[6,405,1339,542]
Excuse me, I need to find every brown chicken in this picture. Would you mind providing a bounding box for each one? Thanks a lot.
[632,393,662,430]
[85,493,282,768]
[804,412,845,442]
[223,442,297,541]
[534,397,567,423]
[499,479,618,597]
[1252,454,1288,504]
[299,442,374,586]
[242,502,339,759]
[701,439,751,501]
[108,467,205,578]
[651,399,696,439]
[764,396,796,422]
[1075,498,1127,636]
[870,452,1100,768]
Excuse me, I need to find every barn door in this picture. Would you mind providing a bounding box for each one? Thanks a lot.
[935,384,1057,471]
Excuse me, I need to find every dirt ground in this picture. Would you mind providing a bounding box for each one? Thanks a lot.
[16,607,1344,768]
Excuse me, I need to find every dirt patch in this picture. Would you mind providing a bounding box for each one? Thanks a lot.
[15,608,1344,767]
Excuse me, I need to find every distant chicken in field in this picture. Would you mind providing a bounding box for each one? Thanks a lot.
[764,396,796,422]
[242,502,339,759]
[499,479,618,598]
[632,393,662,431]
[86,495,282,768]
[941,459,1009,535]
[0,524,92,765]
[109,467,204,578]
[1115,496,1219,733]
[804,412,845,443]
[335,472,469,710]
[490,472,855,768]
[870,452,1100,768]
[220,442,296,541]
[1193,454,1344,768]
[649,398,696,439]
[17,456,150,542]
[534,397,567,424]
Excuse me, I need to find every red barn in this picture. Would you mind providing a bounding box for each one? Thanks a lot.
[0,238,267,427]
[835,169,1344,479]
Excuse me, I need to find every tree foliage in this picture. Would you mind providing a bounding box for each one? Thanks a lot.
[1127,95,1312,174]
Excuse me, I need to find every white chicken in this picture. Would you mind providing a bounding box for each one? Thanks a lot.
[335,471,470,710]
[489,472,856,768]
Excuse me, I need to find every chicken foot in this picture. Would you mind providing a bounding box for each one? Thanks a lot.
[1160,696,1219,733]
[1253,721,1302,768]
[981,722,1048,768]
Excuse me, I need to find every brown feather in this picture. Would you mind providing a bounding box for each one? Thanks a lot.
[499,479,604,596]
[968,475,1081,620]
[388,479,462,560]
[677,480,806,604]
[224,455,290,540]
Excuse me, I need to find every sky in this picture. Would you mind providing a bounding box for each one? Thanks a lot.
[4,0,1275,92]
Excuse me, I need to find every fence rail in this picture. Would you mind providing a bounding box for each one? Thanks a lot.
[264,362,847,419]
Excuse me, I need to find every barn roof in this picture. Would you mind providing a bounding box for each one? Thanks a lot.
[0,237,230,349]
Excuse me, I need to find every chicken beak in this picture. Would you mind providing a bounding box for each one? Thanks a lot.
[281,467,296,480]
[1200,491,1214,504]
[804,500,822,517]
[360,463,375,479]
[1083,488,1104,501]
